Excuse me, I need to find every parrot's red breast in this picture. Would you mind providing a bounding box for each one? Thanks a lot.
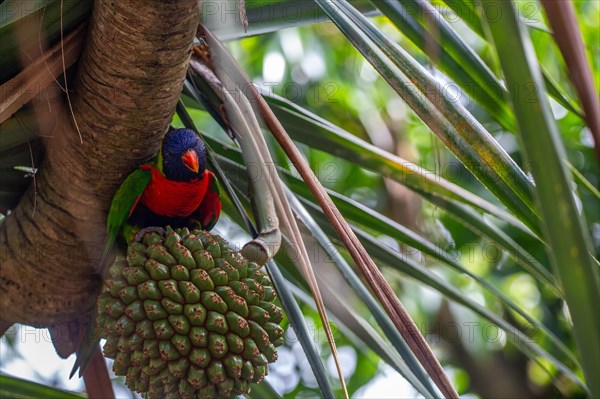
[139,165,209,217]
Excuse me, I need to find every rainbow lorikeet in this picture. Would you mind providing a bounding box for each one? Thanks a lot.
[105,127,222,251]
[71,128,221,376]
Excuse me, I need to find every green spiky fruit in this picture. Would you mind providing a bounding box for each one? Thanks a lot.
[97,228,284,399]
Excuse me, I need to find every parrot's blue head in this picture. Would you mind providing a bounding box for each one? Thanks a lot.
[160,128,207,182]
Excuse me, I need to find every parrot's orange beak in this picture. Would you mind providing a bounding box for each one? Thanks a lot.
[182,149,199,173]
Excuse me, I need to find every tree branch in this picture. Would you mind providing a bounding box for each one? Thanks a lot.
[0,0,199,329]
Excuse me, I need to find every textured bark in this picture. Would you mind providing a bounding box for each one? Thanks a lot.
[0,0,199,327]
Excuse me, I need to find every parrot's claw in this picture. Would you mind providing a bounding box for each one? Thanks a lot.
[134,226,166,242]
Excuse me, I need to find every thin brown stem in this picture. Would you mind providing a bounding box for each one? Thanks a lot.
[541,0,600,164]
[83,346,115,399]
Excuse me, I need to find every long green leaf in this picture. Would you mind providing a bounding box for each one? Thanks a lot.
[261,94,551,261]
[298,173,557,295]
[373,0,515,131]
[316,0,541,235]
[439,0,485,36]
[482,1,600,396]
[439,0,584,118]
[0,375,84,399]
[568,163,600,201]
[541,67,584,118]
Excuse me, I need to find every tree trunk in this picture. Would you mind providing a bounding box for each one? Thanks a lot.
[0,0,199,331]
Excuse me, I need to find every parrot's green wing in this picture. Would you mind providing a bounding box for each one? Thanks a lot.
[70,166,151,378]
[103,166,152,259]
